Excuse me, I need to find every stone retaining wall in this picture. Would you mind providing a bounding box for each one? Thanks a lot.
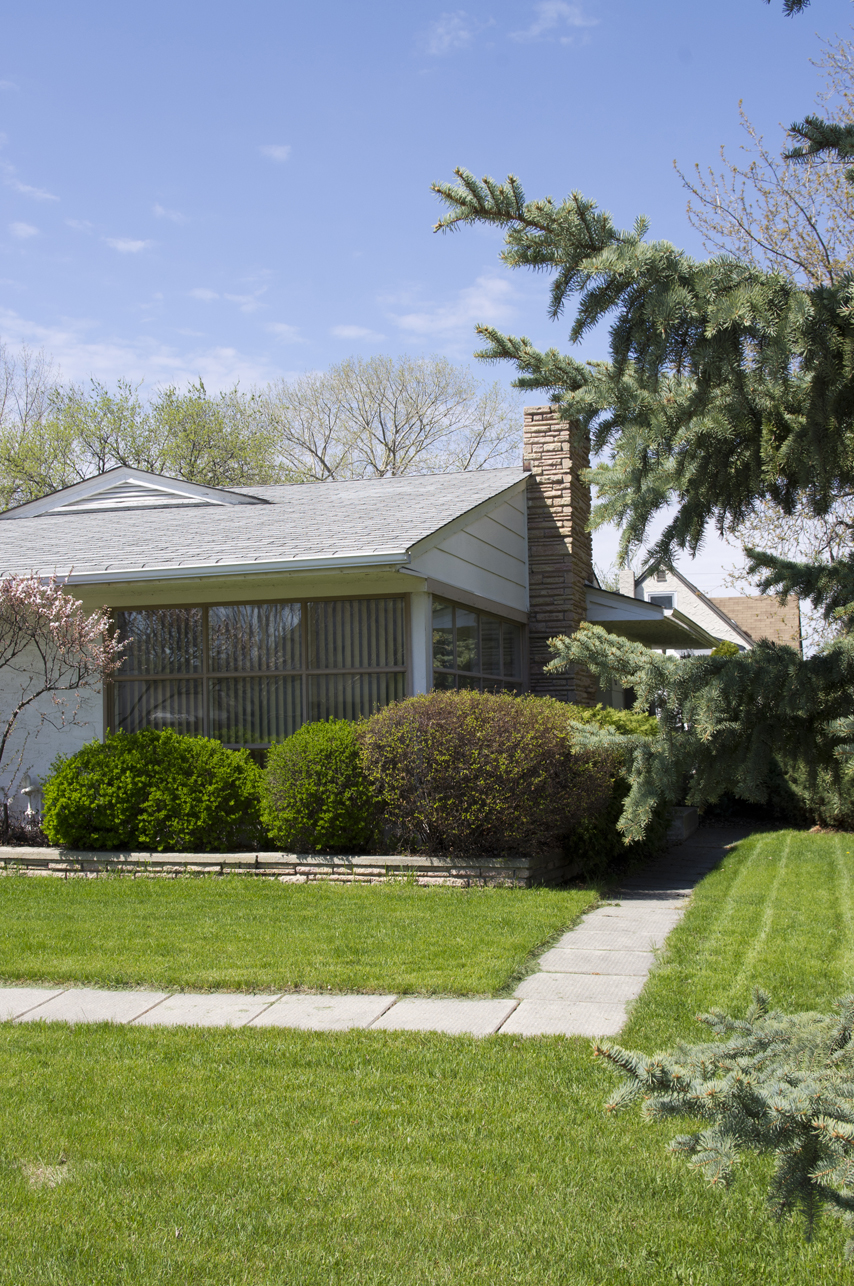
[0,847,584,888]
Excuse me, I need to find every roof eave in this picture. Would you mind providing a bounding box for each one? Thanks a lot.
[54,550,411,586]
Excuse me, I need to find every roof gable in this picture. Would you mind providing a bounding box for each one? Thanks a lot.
[0,466,267,520]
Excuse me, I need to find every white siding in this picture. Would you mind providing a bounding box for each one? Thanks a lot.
[0,644,103,808]
[637,572,749,649]
[407,491,528,614]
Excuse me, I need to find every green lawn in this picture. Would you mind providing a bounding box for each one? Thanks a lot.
[0,875,596,996]
[0,829,852,1283]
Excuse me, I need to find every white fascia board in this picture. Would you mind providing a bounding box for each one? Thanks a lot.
[56,550,411,586]
[585,585,666,621]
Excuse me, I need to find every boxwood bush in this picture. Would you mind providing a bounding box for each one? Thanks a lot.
[261,719,378,853]
[42,729,265,852]
[359,690,616,861]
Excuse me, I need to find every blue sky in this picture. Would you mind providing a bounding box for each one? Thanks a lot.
[2,0,853,588]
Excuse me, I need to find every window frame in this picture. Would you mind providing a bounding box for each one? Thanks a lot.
[106,592,410,751]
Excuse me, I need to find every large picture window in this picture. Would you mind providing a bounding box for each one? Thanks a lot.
[432,598,524,692]
[110,597,407,751]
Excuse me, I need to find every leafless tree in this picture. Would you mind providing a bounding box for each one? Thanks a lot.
[259,354,521,480]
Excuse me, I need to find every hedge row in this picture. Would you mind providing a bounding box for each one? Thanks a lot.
[42,691,663,870]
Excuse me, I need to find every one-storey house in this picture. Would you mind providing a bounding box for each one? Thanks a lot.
[0,405,732,798]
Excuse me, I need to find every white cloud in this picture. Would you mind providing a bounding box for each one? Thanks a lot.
[225,289,267,314]
[510,2,597,42]
[189,287,219,302]
[330,324,385,342]
[258,144,291,163]
[0,81,18,91]
[9,222,38,239]
[267,323,305,343]
[66,218,94,232]
[105,238,153,254]
[425,11,479,55]
[1,163,58,201]
[0,306,285,390]
[153,203,188,224]
[387,272,517,337]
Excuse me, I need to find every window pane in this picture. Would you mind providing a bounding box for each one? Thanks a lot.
[457,674,481,691]
[114,679,204,734]
[431,599,454,671]
[116,609,202,675]
[433,671,456,690]
[480,617,501,675]
[308,671,405,721]
[209,676,302,744]
[455,609,478,672]
[308,598,405,670]
[209,603,301,673]
[502,623,522,679]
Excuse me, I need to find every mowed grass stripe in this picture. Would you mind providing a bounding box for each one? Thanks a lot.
[835,833,854,987]
[624,830,854,1047]
[723,832,791,1007]
[0,875,596,997]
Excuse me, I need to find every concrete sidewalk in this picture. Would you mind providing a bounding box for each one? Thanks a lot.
[0,826,748,1039]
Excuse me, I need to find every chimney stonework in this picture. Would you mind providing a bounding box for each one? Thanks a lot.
[523,405,597,704]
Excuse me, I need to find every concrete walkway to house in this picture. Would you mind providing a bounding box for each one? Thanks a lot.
[0,826,748,1039]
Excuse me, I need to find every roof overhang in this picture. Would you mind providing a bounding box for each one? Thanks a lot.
[50,550,411,586]
[585,585,721,649]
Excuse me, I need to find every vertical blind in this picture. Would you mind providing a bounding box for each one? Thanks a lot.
[112,597,407,747]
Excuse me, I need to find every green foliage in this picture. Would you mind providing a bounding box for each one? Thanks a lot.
[42,729,264,852]
[261,720,378,853]
[564,701,660,739]
[598,988,854,1257]
[710,639,740,658]
[359,690,615,861]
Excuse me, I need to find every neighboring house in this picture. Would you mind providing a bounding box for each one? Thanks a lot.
[619,564,802,654]
[0,405,728,794]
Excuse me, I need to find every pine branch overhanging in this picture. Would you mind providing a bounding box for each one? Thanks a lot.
[596,990,854,1258]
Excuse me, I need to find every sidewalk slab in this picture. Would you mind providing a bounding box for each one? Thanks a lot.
[16,987,170,1025]
[0,986,67,1021]
[536,947,655,975]
[515,972,645,1004]
[582,908,683,930]
[554,926,671,952]
[501,999,626,1038]
[248,994,397,1031]
[131,992,278,1027]
[370,997,518,1036]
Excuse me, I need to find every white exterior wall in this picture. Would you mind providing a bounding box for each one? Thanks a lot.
[0,644,103,808]
[407,490,528,614]
[636,571,748,649]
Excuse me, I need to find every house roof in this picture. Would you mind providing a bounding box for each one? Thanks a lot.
[0,465,528,585]
[584,585,722,649]
[710,595,802,649]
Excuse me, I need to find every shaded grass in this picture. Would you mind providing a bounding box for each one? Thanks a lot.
[0,876,596,996]
[1,829,853,1281]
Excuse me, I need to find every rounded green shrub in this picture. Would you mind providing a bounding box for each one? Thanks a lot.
[564,702,659,739]
[42,729,265,852]
[359,690,616,860]
[261,719,378,853]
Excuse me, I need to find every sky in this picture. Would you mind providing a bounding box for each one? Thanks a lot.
[2,0,853,591]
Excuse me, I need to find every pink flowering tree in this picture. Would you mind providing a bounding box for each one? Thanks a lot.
[0,575,126,810]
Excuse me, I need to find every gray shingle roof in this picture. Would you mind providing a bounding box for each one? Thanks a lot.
[0,468,527,581]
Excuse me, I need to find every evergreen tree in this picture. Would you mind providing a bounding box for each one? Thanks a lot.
[431,0,854,837]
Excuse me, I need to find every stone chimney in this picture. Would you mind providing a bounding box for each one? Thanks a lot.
[523,405,596,704]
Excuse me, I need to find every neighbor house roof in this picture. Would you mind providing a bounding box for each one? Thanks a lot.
[710,595,802,649]
[0,465,528,584]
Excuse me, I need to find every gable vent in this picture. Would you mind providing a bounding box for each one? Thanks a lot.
[51,481,230,514]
